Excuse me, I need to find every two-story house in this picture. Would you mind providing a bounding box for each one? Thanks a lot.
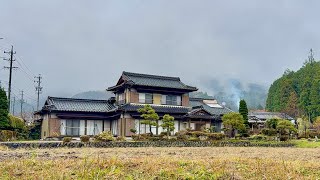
[36,71,231,139]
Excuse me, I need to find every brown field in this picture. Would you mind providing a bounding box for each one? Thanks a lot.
[1,147,320,179]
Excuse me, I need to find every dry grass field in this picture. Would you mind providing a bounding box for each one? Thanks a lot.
[1,146,320,179]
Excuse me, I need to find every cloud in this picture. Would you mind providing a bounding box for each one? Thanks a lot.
[0,0,319,101]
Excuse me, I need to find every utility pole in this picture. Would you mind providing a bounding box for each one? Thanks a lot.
[34,74,42,111]
[12,96,16,116]
[4,46,17,111]
[20,90,24,119]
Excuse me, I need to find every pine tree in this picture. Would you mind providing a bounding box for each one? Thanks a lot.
[161,114,175,137]
[239,99,248,125]
[0,88,10,130]
[138,105,159,136]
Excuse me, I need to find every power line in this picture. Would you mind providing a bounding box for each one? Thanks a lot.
[3,45,17,112]
[13,54,35,77]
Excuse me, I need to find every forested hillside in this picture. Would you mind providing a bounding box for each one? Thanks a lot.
[266,54,320,120]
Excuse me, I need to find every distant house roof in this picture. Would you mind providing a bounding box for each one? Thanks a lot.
[184,106,215,119]
[41,97,117,113]
[120,103,190,114]
[189,98,233,116]
[248,111,295,122]
[107,71,198,92]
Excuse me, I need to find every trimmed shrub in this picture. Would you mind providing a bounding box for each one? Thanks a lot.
[0,130,16,141]
[175,130,188,141]
[188,137,200,141]
[206,133,225,140]
[186,131,207,137]
[130,129,137,134]
[116,136,126,141]
[132,134,147,141]
[94,131,114,142]
[261,128,277,136]
[248,135,268,141]
[80,135,90,143]
[62,137,72,143]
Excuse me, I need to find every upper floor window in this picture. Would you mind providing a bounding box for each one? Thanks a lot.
[118,93,125,104]
[162,95,182,106]
[139,93,153,104]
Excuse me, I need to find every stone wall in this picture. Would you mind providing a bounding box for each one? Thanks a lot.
[0,141,295,149]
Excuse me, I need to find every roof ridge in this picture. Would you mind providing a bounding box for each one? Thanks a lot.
[48,96,110,102]
[123,71,181,81]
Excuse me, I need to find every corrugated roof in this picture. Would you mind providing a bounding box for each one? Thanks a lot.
[45,97,117,112]
[118,71,198,91]
[189,98,233,115]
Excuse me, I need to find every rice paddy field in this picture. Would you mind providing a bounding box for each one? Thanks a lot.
[0,146,320,179]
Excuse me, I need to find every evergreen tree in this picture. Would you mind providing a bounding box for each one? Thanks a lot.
[266,51,320,121]
[222,112,245,138]
[0,88,10,130]
[239,99,248,125]
[160,114,175,137]
[138,105,159,136]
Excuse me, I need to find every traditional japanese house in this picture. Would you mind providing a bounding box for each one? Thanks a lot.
[36,71,229,139]
[248,111,295,130]
[189,98,233,132]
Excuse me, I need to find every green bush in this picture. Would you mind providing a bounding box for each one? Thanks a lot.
[248,135,268,141]
[0,130,16,141]
[131,134,147,141]
[130,129,137,134]
[308,131,320,138]
[206,133,225,140]
[261,128,277,136]
[186,131,207,137]
[94,131,114,142]
[62,137,72,143]
[80,135,90,143]
[280,135,289,141]
[116,136,126,141]
[188,137,200,141]
[175,130,188,141]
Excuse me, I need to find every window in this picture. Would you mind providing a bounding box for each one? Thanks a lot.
[145,93,153,104]
[139,93,153,104]
[162,95,182,105]
[118,93,125,104]
[66,120,80,136]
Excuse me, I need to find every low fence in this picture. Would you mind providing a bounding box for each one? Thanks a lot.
[0,141,295,149]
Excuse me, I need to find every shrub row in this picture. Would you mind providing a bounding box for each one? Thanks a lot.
[0,141,295,149]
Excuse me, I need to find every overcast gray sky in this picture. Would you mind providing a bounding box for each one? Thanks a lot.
[0,0,319,102]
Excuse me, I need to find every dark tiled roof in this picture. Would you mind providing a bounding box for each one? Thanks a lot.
[43,97,117,112]
[189,98,233,116]
[120,103,190,114]
[185,107,215,119]
[109,71,198,91]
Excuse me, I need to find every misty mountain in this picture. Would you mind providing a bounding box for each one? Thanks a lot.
[72,91,113,100]
[200,79,268,111]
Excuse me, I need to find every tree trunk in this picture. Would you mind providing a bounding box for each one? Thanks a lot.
[149,125,153,136]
